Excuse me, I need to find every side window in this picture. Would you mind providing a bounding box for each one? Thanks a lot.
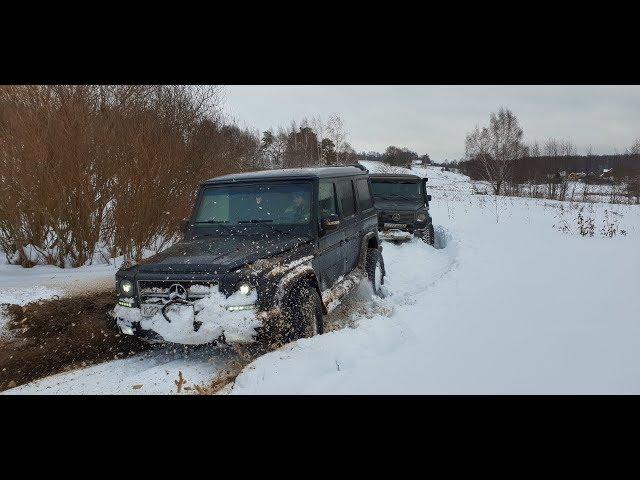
[337,179,355,218]
[355,178,373,211]
[319,181,337,217]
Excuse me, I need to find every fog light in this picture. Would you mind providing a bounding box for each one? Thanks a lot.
[238,283,252,295]
[416,213,427,222]
[227,304,256,312]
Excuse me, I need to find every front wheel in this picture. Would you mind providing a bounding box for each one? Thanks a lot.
[283,282,323,341]
[365,248,385,296]
[255,282,323,350]
[417,224,435,246]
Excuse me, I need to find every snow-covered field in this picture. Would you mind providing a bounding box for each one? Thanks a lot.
[4,162,640,394]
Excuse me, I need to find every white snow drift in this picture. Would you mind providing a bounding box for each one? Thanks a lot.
[4,163,640,394]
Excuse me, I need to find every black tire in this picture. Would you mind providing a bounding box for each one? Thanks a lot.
[418,224,435,246]
[365,248,384,296]
[282,282,323,342]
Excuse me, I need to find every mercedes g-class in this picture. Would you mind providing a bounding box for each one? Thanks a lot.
[370,173,434,245]
[113,165,385,347]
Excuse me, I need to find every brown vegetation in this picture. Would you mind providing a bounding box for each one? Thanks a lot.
[0,85,263,267]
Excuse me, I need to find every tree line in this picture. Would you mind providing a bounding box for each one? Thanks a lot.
[458,107,640,202]
[357,147,430,168]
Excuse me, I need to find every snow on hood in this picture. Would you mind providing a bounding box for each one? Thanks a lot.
[135,235,311,274]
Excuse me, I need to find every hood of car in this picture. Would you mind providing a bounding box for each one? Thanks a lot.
[134,234,311,274]
[373,198,426,212]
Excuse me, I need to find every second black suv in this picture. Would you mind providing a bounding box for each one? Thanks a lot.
[370,174,434,245]
[113,165,385,348]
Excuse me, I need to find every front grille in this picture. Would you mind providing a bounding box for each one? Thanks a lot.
[380,211,415,223]
[137,280,217,303]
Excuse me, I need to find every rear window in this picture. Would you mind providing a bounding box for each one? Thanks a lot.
[336,179,355,217]
[355,178,373,211]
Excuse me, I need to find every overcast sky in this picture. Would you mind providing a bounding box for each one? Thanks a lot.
[224,85,640,162]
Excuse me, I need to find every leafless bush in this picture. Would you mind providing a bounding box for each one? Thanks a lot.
[0,85,269,266]
[600,210,627,237]
[576,207,595,237]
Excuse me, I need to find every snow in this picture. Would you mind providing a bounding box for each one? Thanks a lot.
[0,260,118,304]
[4,345,239,395]
[229,163,640,394]
[114,286,260,345]
[5,161,640,394]
[0,247,164,301]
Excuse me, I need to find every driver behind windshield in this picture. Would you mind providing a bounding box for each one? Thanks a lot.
[281,193,310,224]
[195,184,311,225]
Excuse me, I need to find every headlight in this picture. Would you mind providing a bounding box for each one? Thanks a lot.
[238,282,252,295]
[416,213,427,222]
[227,281,257,311]
[119,279,134,296]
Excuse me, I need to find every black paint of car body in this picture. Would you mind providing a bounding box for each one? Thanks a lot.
[114,164,384,345]
[369,173,434,241]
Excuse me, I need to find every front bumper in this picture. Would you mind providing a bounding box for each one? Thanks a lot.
[114,284,262,345]
[377,211,430,233]
[114,303,262,345]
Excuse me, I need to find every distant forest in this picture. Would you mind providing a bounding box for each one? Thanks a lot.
[457,153,640,184]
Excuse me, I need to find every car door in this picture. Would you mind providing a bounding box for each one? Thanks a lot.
[354,175,378,242]
[336,178,360,274]
[315,179,345,290]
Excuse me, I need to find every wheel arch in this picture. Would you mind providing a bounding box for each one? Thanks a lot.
[275,267,327,315]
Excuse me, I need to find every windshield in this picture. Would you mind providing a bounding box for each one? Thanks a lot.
[194,183,312,225]
[371,181,422,199]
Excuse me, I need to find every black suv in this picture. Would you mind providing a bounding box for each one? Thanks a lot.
[113,165,385,347]
[370,174,434,245]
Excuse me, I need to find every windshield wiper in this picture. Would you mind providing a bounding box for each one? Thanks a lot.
[237,219,290,235]
[196,220,228,224]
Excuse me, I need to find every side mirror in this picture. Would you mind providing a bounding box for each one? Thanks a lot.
[321,214,340,231]
[427,195,432,202]
[179,219,189,234]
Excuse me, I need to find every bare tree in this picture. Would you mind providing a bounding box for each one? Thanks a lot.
[310,115,328,165]
[464,108,526,195]
[326,114,346,165]
[529,141,541,157]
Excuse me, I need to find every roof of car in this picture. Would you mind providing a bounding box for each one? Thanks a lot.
[204,165,369,184]
[369,173,422,181]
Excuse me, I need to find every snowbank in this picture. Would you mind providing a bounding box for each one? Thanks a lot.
[6,165,640,394]
[230,166,640,394]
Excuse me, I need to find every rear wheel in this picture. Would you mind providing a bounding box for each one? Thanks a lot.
[365,248,384,296]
